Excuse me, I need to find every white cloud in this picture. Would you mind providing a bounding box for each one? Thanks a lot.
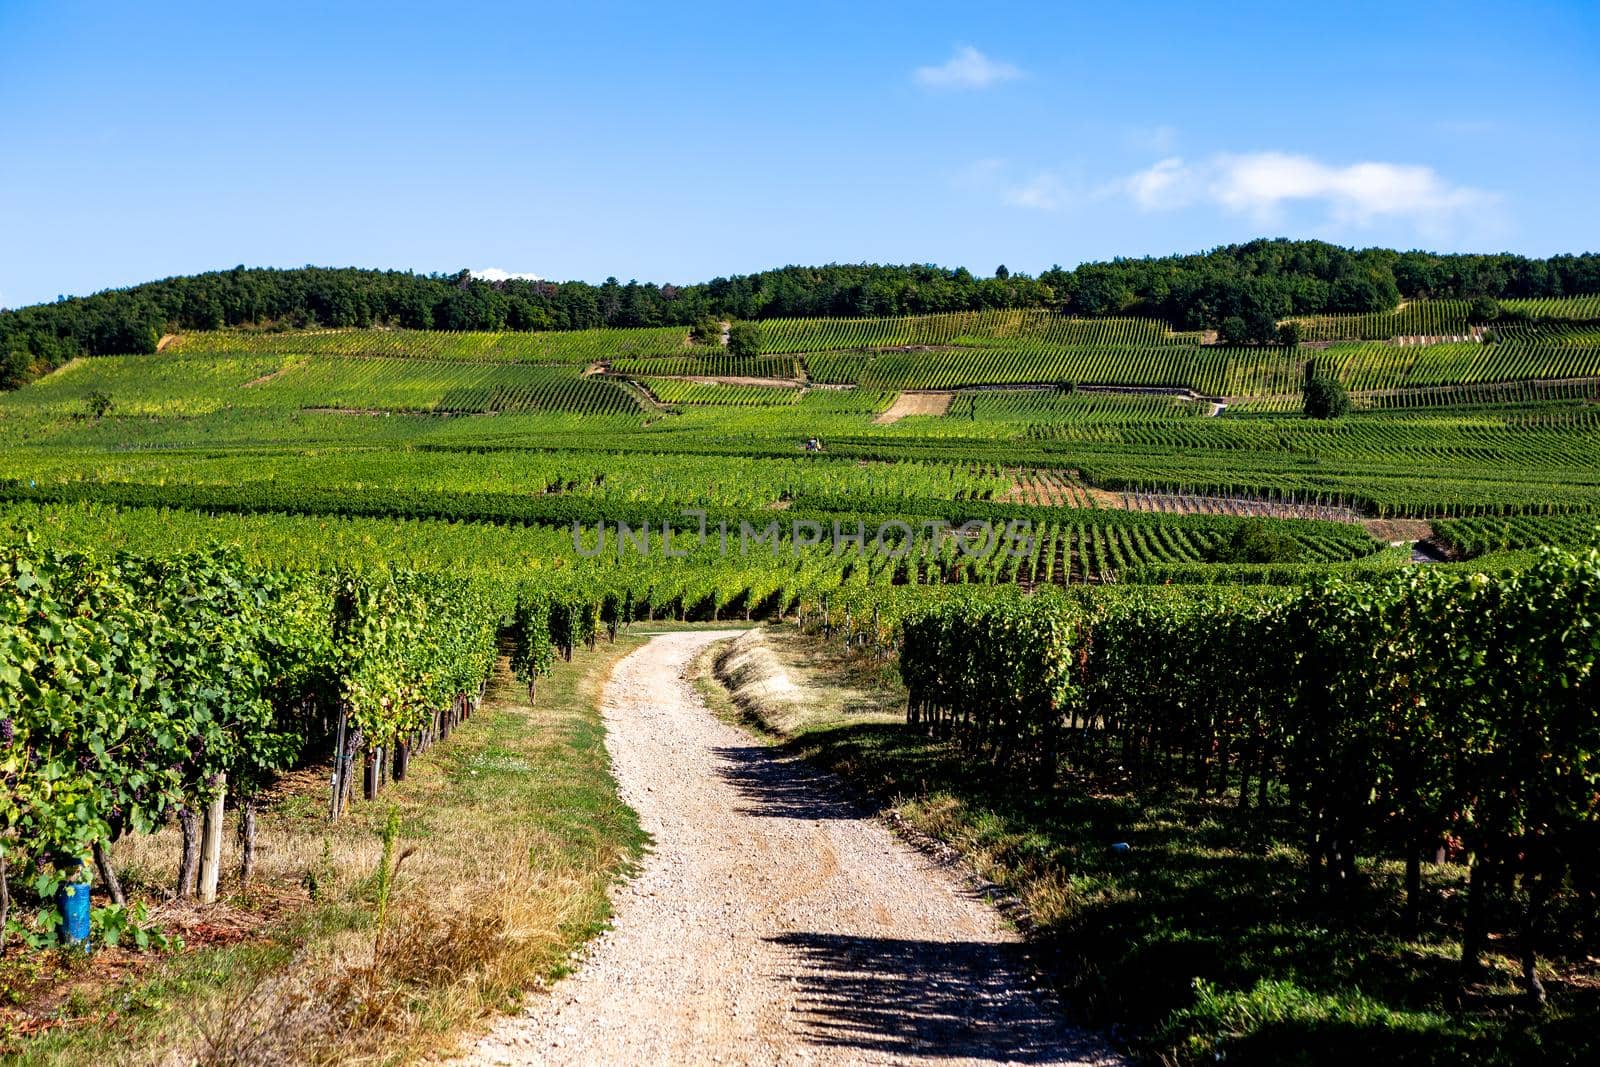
[956,149,1500,243]
[1122,152,1493,227]
[471,268,543,283]
[1124,156,1197,210]
[914,47,1023,90]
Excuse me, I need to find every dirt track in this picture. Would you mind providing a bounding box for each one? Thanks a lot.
[463,631,1115,1066]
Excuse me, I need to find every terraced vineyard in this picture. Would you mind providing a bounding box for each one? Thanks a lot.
[800,329,1600,395]
[808,345,1234,391]
[6,295,1600,524]
[1434,513,1600,556]
[0,352,296,416]
[1286,300,1475,342]
[1061,405,1600,517]
[1356,378,1600,411]
[938,390,1210,427]
[0,352,644,417]
[10,308,1600,520]
[0,448,1020,510]
[143,303,1600,409]
[1499,294,1600,320]
[1320,337,1600,388]
[758,310,1193,352]
[644,378,801,406]
[168,324,694,362]
[609,354,800,378]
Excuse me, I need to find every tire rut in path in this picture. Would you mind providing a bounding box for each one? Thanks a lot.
[464,631,1118,1066]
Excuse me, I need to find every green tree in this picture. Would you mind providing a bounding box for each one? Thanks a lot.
[1302,369,1350,419]
[690,318,723,346]
[1219,313,1280,345]
[1207,519,1300,563]
[727,322,761,357]
[1277,321,1301,346]
[1468,295,1501,323]
[1,348,31,390]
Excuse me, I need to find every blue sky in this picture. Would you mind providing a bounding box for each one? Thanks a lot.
[2,0,1596,308]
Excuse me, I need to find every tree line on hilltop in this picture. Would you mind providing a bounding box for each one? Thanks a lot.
[3,239,1598,388]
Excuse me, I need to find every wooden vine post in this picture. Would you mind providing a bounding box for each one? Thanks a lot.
[329,703,349,820]
[176,808,200,898]
[198,772,226,904]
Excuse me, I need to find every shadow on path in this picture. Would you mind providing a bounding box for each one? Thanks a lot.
[768,932,1103,1063]
[711,743,870,821]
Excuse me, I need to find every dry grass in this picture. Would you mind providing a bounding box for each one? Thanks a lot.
[175,850,587,1066]
[705,625,902,736]
[6,638,648,1066]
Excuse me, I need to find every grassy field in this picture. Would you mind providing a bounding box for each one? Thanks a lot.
[1,639,647,1065]
[697,624,1600,1066]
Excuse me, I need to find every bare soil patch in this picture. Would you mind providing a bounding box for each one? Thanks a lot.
[874,392,953,424]
[1002,469,1092,509]
[1362,518,1435,544]
[1084,487,1122,509]
[1107,489,1364,523]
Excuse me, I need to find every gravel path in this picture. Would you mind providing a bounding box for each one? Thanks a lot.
[465,631,1117,1066]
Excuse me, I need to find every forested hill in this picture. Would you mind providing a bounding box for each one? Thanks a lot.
[3,239,1598,388]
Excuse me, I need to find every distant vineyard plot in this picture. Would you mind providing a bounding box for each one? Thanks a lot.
[1117,488,1366,524]
[3,353,644,417]
[5,301,1600,520]
[167,325,694,362]
[149,303,1600,403]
